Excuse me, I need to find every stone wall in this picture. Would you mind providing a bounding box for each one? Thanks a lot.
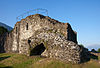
[28,27,81,63]
[5,14,77,54]
[3,14,90,63]
[66,23,77,43]
[0,33,7,53]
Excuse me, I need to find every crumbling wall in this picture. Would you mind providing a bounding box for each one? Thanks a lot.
[66,23,77,43]
[3,14,85,63]
[0,33,7,53]
[8,14,77,55]
[28,27,81,63]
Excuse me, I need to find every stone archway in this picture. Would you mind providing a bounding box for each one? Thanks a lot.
[30,43,46,56]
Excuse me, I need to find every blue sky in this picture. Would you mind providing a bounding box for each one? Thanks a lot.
[0,0,100,48]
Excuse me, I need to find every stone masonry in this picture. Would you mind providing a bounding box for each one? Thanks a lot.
[3,14,90,63]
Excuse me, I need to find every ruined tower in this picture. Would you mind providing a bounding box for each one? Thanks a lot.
[4,14,89,63]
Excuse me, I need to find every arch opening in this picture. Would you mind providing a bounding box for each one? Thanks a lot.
[30,43,46,56]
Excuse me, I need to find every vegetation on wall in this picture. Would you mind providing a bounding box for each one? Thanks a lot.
[79,44,84,48]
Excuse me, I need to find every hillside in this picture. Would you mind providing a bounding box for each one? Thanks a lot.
[87,45,100,51]
[0,53,100,68]
[0,22,13,31]
[0,26,8,34]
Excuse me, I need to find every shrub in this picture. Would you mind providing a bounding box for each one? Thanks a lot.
[97,48,100,52]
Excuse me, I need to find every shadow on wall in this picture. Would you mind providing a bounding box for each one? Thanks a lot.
[0,44,5,53]
[0,33,8,53]
[79,45,98,63]
[30,43,46,56]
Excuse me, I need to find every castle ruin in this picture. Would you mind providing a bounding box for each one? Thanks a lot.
[1,14,90,63]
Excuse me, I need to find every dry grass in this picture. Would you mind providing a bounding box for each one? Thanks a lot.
[0,53,100,68]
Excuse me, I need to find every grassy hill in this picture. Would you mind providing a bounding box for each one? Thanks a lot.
[0,53,100,68]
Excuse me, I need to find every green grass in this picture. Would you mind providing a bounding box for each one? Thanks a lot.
[98,56,100,60]
[0,53,100,68]
[0,53,42,68]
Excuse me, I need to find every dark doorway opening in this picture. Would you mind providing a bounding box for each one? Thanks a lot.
[30,43,46,56]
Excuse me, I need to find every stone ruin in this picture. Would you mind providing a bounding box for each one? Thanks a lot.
[1,14,90,63]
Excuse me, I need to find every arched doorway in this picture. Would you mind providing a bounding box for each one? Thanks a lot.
[30,43,46,56]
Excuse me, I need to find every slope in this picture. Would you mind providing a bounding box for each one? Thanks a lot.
[0,53,100,68]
